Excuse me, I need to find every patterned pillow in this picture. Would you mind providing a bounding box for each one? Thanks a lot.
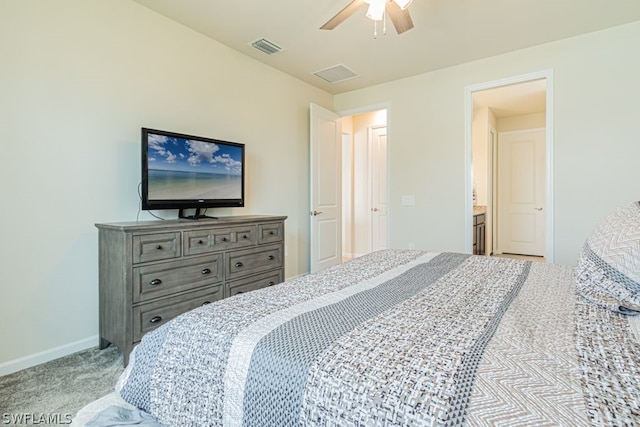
[575,201,640,315]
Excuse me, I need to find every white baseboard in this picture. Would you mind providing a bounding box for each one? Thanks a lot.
[285,272,307,280]
[342,252,355,260]
[0,335,98,376]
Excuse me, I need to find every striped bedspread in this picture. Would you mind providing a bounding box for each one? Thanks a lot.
[116,250,640,426]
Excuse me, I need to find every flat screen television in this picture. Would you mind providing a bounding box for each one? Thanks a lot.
[141,128,245,219]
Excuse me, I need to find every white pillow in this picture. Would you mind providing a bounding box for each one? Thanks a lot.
[575,201,640,314]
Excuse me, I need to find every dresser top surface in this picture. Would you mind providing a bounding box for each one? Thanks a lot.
[96,215,287,232]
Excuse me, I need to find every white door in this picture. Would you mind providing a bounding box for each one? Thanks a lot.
[309,104,342,273]
[370,126,388,252]
[496,129,545,256]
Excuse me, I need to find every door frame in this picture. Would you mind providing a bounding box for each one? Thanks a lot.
[464,70,555,262]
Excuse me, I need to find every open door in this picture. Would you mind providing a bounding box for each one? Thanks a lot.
[309,104,342,273]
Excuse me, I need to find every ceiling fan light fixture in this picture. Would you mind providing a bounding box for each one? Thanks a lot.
[394,0,413,10]
[320,0,415,35]
[365,0,386,21]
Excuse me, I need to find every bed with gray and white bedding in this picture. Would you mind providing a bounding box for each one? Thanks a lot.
[83,203,640,426]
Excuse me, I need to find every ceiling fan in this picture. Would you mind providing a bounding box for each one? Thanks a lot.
[320,0,414,35]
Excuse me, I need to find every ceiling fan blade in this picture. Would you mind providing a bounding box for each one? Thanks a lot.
[386,1,414,34]
[320,0,366,30]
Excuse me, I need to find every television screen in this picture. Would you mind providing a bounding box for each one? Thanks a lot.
[141,128,245,216]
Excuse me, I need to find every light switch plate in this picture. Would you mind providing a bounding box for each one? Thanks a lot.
[401,195,415,206]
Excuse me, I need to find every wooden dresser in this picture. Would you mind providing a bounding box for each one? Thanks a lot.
[95,215,286,365]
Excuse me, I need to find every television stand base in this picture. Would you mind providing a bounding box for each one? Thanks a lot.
[178,208,218,220]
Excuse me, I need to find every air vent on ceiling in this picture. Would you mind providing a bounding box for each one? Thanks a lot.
[250,38,283,55]
[313,64,359,84]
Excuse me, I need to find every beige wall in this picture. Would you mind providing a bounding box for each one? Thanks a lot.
[335,20,640,264]
[0,0,332,372]
[341,117,354,259]
[472,106,497,207]
[497,112,546,133]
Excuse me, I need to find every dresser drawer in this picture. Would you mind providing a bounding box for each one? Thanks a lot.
[133,232,181,264]
[228,270,283,297]
[183,226,257,256]
[133,254,223,303]
[258,222,284,244]
[133,285,223,342]
[227,244,283,280]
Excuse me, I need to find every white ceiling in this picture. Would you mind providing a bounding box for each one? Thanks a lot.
[133,0,640,95]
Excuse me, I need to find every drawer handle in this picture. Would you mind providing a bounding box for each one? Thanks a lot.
[222,237,228,242]
[201,268,211,275]
[268,281,276,286]
[235,262,244,268]
[267,255,275,261]
[202,301,211,305]
[198,239,204,245]
[242,234,248,239]
[149,279,162,286]
[150,316,162,324]
[236,291,245,294]
[156,245,163,250]
[269,231,275,235]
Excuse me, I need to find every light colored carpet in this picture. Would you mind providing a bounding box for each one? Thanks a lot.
[0,346,123,425]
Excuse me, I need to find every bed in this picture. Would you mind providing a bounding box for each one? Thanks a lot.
[75,202,640,426]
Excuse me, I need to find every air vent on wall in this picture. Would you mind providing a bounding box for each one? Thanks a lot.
[250,38,283,55]
[313,64,359,84]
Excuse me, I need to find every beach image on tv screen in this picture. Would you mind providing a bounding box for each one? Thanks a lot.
[147,133,242,201]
